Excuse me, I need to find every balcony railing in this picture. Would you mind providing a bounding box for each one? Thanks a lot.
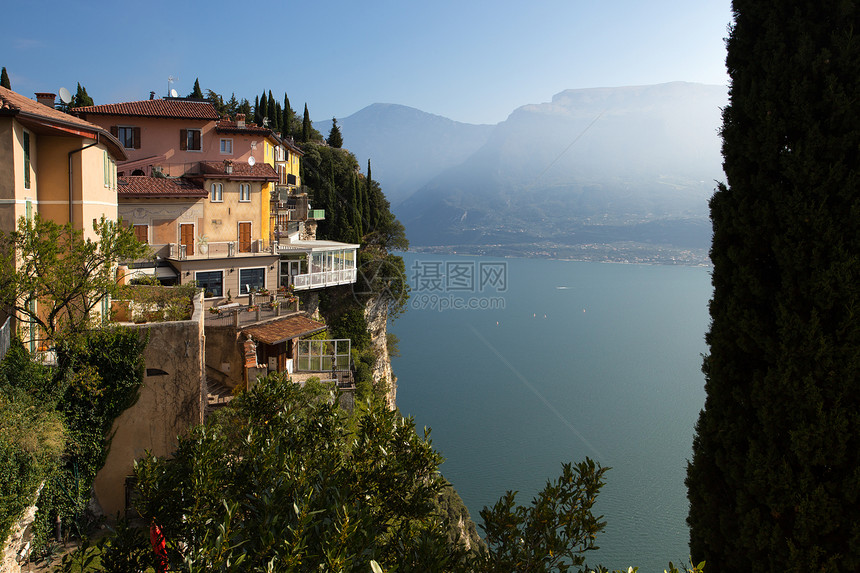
[163,240,275,260]
[291,268,357,290]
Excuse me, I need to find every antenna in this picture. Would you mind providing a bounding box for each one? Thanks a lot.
[248,156,256,167]
[167,75,178,97]
[58,87,72,105]
[262,117,269,127]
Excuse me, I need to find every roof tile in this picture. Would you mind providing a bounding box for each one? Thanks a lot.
[72,99,220,120]
[118,176,208,198]
[242,315,327,345]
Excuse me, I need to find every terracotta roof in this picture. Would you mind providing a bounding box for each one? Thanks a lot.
[72,98,220,120]
[242,315,327,345]
[118,176,208,198]
[197,161,279,181]
[0,86,126,159]
[216,118,272,135]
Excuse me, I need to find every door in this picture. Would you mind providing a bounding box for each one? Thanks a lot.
[238,222,252,253]
[180,223,194,257]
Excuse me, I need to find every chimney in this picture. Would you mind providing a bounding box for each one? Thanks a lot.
[236,113,246,128]
[150,91,156,100]
[224,160,233,174]
[35,92,56,108]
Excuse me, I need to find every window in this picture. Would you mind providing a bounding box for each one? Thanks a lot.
[133,225,148,244]
[116,126,140,149]
[23,131,30,189]
[239,267,265,295]
[220,138,233,154]
[195,270,223,297]
[180,128,202,151]
[103,151,116,189]
[210,183,223,202]
[239,183,250,202]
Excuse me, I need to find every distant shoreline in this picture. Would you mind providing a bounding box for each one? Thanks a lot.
[405,242,712,267]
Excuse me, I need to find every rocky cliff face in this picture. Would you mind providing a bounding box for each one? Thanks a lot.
[365,296,396,408]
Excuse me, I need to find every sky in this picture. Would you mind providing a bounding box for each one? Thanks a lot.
[2,0,732,125]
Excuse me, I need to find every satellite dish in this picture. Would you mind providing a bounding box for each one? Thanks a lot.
[58,87,72,104]
[170,88,178,98]
[248,156,256,167]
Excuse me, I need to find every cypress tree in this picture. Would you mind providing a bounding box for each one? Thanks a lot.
[188,78,203,99]
[0,67,10,89]
[351,172,363,239]
[259,91,268,126]
[275,102,283,135]
[267,90,276,130]
[686,2,860,571]
[302,104,312,143]
[253,96,261,126]
[328,117,343,148]
[283,93,294,137]
[71,83,93,108]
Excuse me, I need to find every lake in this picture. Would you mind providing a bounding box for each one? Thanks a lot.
[390,252,712,572]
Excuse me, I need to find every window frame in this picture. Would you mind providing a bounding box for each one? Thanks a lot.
[220,138,233,154]
[23,130,31,190]
[182,128,202,152]
[210,182,223,203]
[239,183,251,202]
[239,267,266,295]
[195,270,224,298]
[117,126,138,149]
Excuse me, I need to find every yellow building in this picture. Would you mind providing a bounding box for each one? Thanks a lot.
[0,88,125,238]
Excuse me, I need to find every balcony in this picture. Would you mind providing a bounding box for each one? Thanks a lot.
[158,240,275,261]
[291,268,357,290]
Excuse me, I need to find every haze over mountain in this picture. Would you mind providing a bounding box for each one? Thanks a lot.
[320,82,728,262]
[315,105,494,205]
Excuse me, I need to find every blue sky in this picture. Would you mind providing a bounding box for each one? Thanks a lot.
[2,0,731,125]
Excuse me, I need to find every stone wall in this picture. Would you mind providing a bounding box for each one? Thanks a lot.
[1,485,41,573]
[92,291,206,517]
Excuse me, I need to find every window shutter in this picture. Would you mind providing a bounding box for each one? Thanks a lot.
[180,129,187,150]
[110,125,118,137]
[133,127,141,149]
[192,129,201,150]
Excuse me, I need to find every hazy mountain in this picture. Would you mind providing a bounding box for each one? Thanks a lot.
[394,82,728,256]
[315,104,495,205]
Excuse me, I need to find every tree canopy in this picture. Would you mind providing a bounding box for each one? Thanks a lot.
[686,2,860,571]
[188,78,204,99]
[328,117,343,148]
[0,215,150,344]
[0,67,10,89]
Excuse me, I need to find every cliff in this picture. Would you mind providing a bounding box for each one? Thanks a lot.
[365,294,397,408]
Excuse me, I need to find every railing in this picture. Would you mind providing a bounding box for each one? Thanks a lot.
[291,268,357,290]
[0,317,10,362]
[167,240,275,259]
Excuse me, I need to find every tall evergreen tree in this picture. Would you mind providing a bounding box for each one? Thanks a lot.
[189,78,204,99]
[275,102,283,135]
[253,96,261,126]
[328,117,343,148]
[0,67,10,89]
[239,99,252,120]
[301,103,312,143]
[686,2,860,571]
[267,90,276,129]
[259,91,269,126]
[283,93,294,137]
[70,83,93,108]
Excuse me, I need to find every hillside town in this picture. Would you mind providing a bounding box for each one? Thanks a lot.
[0,84,386,558]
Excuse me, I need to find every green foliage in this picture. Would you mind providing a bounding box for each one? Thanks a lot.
[130,374,460,571]
[118,281,198,322]
[0,214,151,343]
[70,83,93,108]
[30,327,147,547]
[301,103,311,142]
[328,117,344,148]
[189,78,203,99]
[0,344,65,544]
[476,459,608,573]
[0,66,10,89]
[686,2,860,571]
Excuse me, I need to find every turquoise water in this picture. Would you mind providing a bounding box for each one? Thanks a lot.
[391,253,711,572]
